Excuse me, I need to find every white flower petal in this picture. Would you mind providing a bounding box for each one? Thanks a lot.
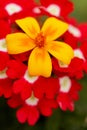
[0,39,7,52]
[0,68,8,79]
[58,60,68,68]
[74,49,85,61]
[24,70,39,83]
[25,92,39,106]
[68,25,81,38]
[33,7,41,14]
[59,76,71,93]
[46,4,61,17]
[5,3,22,15]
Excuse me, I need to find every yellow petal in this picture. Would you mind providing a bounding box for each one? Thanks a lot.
[16,17,40,39]
[6,33,36,54]
[28,47,52,77]
[41,17,68,42]
[46,41,74,64]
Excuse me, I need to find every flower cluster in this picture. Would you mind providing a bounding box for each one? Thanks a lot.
[0,0,87,126]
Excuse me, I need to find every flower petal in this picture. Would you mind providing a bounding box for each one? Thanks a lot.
[41,17,68,42]
[28,47,52,77]
[46,41,74,64]
[16,17,40,39]
[28,107,39,125]
[6,33,36,54]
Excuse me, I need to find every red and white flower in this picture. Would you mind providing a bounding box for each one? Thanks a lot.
[0,68,13,98]
[7,92,58,125]
[0,0,37,23]
[0,39,10,71]
[34,0,73,18]
[57,76,82,111]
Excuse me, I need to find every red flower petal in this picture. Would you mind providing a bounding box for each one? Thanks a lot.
[0,52,9,71]
[6,60,27,79]
[28,107,39,125]
[0,20,11,39]
[57,93,74,111]
[13,79,32,100]
[0,78,13,98]
[7,94,22,108]
[16,107,27,123]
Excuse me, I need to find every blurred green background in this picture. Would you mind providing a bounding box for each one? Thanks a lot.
[0,0,87,130]
[71,0,87,22]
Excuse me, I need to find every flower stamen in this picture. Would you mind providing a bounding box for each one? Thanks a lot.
[35,32,45,48]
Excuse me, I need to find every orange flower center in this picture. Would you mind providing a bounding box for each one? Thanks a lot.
[35,32,45,48]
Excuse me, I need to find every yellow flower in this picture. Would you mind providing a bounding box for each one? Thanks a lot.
[6,17,74,77]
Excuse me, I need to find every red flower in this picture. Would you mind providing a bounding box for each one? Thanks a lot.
[83,61,87,73]
[12,51,31,62]
[0,39,10,71]
[12,70,58,100]
[80,41,87,72]
[38,98,58,116]
[52,40,86,79]
[7,93,58,125]
[63,18,82,49]
[37,0,73,18]
[57,93,74,111]
[0,68,13,98]
[6,60,27,79]
[0,20,11,39]
[68,57,84,79]
[79,23,87,42]
[80,41,87,59]
[52,56,84,79]
[0,0,37,23]
[33,77,58,99]
[16,105,39,125]
[12,70,39,100]
[7,93,39,125]
[57,76,82,111]
[0,52,9,71]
